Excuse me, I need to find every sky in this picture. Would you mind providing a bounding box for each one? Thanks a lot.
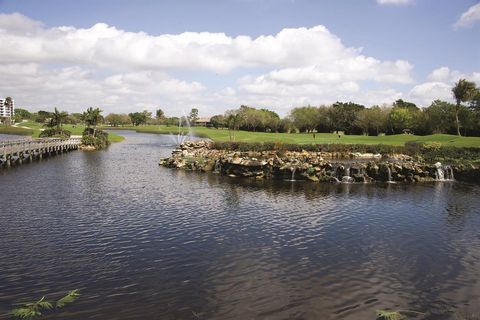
[0,0,479,117]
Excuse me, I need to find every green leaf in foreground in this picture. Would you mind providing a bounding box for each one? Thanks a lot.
[56,289,80,308]
[376,310,407,320]
[10,296,53,319]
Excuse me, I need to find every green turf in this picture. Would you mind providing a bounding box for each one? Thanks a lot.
[0,125,33,136]
[5,121,125,143]
[104,125,480,147]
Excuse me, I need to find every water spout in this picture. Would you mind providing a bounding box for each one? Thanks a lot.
[168,112,194,146]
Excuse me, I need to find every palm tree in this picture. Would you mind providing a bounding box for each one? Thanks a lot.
[51,108,68,131]
[226,112,242,141]
[81,107,103,136]
[452,79,477,136]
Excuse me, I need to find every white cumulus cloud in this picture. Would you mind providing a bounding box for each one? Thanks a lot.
[0,12,420,115]
[409,67,480,106]
[454,3,480,29]
[377,0,413,5]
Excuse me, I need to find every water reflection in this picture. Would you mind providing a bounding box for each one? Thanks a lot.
[0,131,479,320]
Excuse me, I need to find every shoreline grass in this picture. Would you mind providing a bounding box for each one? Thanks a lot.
[102,125,480,148]
[0,126,33,136]
[4,121,125,143]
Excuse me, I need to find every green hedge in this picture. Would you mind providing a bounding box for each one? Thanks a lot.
[39,129,71,139]
[210,141,480,164]
[211,141,404,154]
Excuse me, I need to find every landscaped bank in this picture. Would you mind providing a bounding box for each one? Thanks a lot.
[160,140,480,183]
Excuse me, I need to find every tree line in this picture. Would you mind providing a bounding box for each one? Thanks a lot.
[12,79,480,137]
[208,79,480,137]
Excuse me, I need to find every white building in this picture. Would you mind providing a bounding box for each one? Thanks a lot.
[0,97,15,124]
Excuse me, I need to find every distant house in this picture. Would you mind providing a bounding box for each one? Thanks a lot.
[0,97,14,125]
[194,117,212,127]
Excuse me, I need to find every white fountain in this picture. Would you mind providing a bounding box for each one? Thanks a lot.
[168,113,194,146]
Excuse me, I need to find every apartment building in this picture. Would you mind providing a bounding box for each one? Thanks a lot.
[0,97,15,124]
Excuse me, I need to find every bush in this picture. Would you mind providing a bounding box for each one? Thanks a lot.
[210,141,480,164]
[211,141,403,154]
[39,129,71,139]
[81,129,110,149]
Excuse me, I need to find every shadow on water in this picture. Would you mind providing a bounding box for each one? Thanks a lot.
[0,131,479,320]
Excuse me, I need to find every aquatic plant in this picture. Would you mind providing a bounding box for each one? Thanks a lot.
[10,296,52,319]
[375,309,426,320]
[10,289,80,319]
[56,289,80,308]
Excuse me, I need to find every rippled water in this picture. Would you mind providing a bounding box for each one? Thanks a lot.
[0,131,479,320]
[0,134,30,141]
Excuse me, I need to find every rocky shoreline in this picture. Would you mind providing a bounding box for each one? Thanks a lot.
[159,141,480,183]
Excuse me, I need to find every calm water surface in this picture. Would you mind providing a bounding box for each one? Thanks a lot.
[0,131,479,319]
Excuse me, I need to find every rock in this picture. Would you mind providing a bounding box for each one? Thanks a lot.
[80,145,96,151]
[158,139,480,183]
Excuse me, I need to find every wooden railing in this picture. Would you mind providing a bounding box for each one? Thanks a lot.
[0,137,82,167]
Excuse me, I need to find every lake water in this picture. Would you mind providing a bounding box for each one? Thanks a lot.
[0,131,479,320]
[0,134,31,142]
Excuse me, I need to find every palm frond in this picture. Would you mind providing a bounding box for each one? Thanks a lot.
[376,309,407,320]
[10,296,52,319]
[56,289,80,308]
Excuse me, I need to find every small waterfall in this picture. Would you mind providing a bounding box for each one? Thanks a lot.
[214,160,221,173]
[445,165,455,181]
[434,162,445,181]
[341,166,354,183]
[341,176,354,183]
[386,166,396,183]
[435,168,445,180]
[290,167,296,181]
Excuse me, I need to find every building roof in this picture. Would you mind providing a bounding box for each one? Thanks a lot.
[195,117,211,123]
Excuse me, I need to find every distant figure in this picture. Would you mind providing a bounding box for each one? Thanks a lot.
[313,133,316,140]
[338,134,341,138]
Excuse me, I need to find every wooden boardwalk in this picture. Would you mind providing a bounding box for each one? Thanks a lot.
[0,137,81,167]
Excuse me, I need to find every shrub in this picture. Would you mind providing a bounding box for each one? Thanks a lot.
[210,141,480,164]
[39,129,71,139]
[81,129,110,149]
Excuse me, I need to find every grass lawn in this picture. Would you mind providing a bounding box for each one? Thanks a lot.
[0,125,33,136]
[104,125,480,147]
[1,121,124,143]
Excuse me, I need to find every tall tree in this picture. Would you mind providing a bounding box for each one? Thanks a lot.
[82,107,103,136]
[328,102,365,134]
[128,112,147,126]
[225,110,242,141]
[452,79,477,136]
[156,108,166,124]
[290,106,318,133]
[210,114,226,129]
[50,108,68,131]
[188,108,199,124]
